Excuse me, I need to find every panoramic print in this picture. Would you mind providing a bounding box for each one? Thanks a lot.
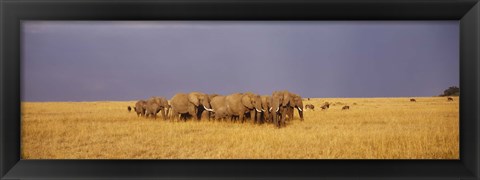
[21,21,459,159]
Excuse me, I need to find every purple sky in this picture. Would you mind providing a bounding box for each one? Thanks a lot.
[22,21,459,101]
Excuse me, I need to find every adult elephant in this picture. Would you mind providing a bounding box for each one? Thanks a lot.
[134,100,147,117]
[170,92,213,121]
[145,96,169,120]
[271,90,300,128]
[286,93,304,121]
[225,92,263,123]
[271,91,288,128]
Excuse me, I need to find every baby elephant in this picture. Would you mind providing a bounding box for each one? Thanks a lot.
[410,98,416,102]
[447,97,454,101]
[145,96,170,120]
[342,105,350,110]
[305,104,315,111]
[213,106,230,121]
[135,100,147,117]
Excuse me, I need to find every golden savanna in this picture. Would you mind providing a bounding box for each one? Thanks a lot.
[21,97,458,159]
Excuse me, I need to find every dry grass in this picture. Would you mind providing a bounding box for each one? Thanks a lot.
[21,97,459,159]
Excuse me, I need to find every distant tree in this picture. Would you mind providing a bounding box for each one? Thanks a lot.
[440,86,460,96]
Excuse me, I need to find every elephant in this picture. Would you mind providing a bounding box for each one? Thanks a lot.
[410,98,416,102]
[270,90,304,127]
[127,106,132,112]
[212,106,230,121]
[170,92,213,121]
[286,93,304,121]
[134,100,147,117]
[260,95,272,123]
[448,97,454,101]
[342,105,350,110]
[271,91,303,123]
[210,95,229,121]
[271,90,289,128]
[225,92,263,123]
[145,96,169,120]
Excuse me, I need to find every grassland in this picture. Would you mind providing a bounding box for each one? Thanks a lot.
[21,97,459,159]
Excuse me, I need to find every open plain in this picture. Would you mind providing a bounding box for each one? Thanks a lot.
[21,97,459,159]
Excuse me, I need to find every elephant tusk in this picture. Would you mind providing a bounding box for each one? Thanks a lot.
[203,105,214,112]
[297,107,303,112]
[276,107,279,112]
[269,107,272,112]
[255,108,262,112]
[261,109,265,112]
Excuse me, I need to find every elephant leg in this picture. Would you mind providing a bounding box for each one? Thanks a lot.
[298,108,304,121]
[262,112,267,123]
[250,110,255,124]
[256,112,260,124]
[239,113,244,123]
[276,114,281,128]
[266,112,269,123]
[171,110,177,121]
[291,108,295,120]
[201,111,209,121]
[288,108,294,121]
[264,112,268,123]
[273,112,278,127]
[249,111,254,123]
[282,110,288,127]
[166,109,170,119]
[161,109,167,120]
[188,108,198,121]
[257,112,262,124]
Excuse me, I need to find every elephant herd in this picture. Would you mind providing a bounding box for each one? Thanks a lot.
[129,90,304,128]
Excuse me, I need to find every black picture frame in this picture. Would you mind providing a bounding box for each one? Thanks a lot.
[1,0,479,179]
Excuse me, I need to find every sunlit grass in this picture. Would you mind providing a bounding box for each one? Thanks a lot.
[21,97,459,159]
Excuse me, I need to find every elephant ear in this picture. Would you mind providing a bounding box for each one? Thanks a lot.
[188,93,200,106]
[284,94,294,107]
[241,94,254,109]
